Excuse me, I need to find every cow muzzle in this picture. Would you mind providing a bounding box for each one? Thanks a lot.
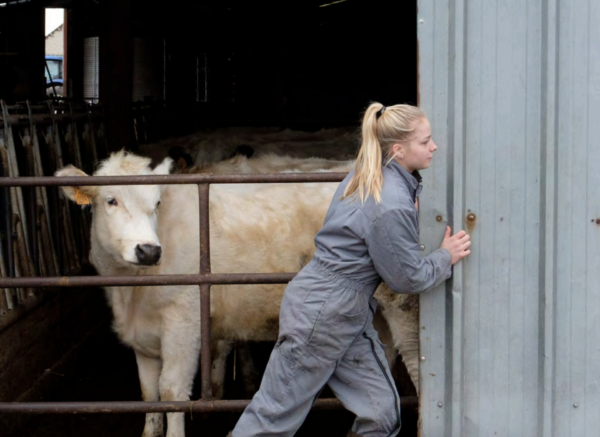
[135,244,162,266]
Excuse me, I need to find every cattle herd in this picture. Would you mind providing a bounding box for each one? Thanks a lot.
[56,127,421,437]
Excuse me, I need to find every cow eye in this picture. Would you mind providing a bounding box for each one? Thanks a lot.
[156,200,161,208]
[107,198,118,206]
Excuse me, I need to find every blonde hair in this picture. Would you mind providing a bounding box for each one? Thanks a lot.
[343,102,426,203]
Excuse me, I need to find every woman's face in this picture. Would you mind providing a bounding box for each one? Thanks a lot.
[393,117,438,173]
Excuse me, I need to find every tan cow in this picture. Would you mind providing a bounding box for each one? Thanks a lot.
[137,126,358,167]
[190,153,354,175]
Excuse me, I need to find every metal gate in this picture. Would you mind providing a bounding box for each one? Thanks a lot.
[0,99,106,333]
[0,103,417,421]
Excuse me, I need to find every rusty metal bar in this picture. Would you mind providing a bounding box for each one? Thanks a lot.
[22,130,40,277]
[0,397,419,414]
[0,113,104,127]
[1,108,15,282]
[198,184,211,276]
[0,172,347,187]
[198,183,213,399]
[0,147,13,279]
[3,101,36,288]
[0,273,296,288]
[34,138,59,277]
[47,102,81,273]
[28,100,57,277]
[200,283,212,399]
[0,288,8,316]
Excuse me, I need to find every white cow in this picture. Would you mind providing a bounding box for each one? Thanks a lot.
[56,151,420,437]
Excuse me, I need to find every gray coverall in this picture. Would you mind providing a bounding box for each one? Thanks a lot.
[231,160,452,437]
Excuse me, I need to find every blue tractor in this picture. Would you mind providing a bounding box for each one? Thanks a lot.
[44,55,63,97]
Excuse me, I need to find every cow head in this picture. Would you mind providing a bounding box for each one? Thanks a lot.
[56,151,172,270]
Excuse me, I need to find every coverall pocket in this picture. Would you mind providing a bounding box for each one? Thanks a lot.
[305,305,369,362]
[334,306,369,323]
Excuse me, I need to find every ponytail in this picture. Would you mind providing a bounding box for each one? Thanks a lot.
[343,102,426,203]
[343,103,385,203]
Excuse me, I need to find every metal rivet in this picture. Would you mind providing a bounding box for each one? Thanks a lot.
[420,244,425,251]
[419,19,424,24]
[420,356,426,362]
[467,213,476,221]
[573,403,578,408]
[596,218,600,225]
[437,402,443,407]
[436,215,442,222]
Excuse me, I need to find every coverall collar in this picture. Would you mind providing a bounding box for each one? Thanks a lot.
[386,159,423,200]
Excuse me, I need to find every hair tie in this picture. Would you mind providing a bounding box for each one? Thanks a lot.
[376,105,386,120]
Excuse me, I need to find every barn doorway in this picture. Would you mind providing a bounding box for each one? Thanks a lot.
[1,1,419,436]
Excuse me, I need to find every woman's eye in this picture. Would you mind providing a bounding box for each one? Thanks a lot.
[108,198,118,206]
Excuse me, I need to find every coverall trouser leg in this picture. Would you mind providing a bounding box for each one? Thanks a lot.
[230,323,400,437]
[328,322,401,437]
[232,264,401,437]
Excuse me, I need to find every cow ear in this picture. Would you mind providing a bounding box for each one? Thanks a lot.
[153,157,173,176]
[55,165,98,205]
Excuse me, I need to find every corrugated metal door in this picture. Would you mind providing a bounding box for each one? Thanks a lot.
[417,0,600,436]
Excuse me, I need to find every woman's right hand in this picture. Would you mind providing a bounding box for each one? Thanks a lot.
[440,226,471,265]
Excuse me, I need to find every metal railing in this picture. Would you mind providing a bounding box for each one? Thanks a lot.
[0,171,418,415]
[0,99,107,333]
[0,99,418,418]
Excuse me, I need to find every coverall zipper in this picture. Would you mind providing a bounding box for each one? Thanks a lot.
[361,331,401,436]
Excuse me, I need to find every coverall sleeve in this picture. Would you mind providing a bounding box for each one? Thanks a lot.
[366,207,452,294]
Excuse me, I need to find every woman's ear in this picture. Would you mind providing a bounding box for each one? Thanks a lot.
[392,143,404,159]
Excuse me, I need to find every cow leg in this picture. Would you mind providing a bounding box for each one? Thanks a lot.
[398,342,419,395]
[159,320,201,437]
[211,340,260,399]
[211,339,233,400]
[380,306,420,394]
[237,343,260,398]
[135,352,164,437]
[372,308,400,370]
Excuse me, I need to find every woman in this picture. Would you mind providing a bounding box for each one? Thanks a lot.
[228,103,471,437]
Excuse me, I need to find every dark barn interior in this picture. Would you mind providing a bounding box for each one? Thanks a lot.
[0,0,419,435]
